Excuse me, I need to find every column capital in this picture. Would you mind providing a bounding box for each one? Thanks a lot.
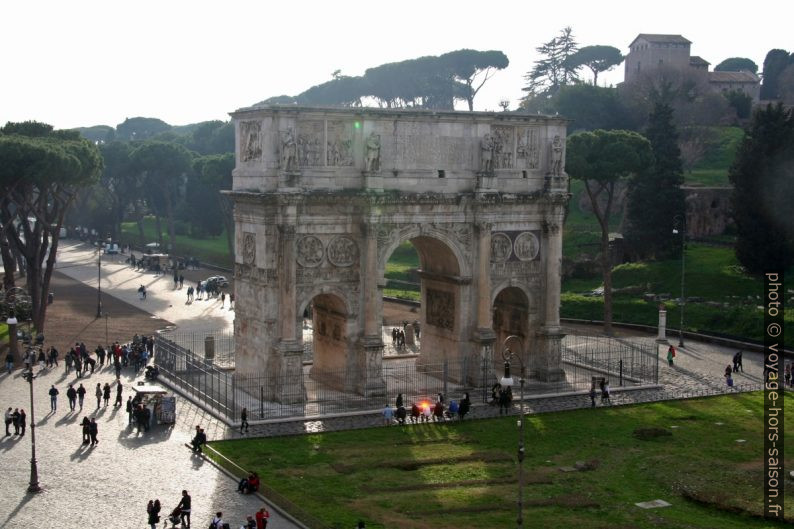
[542,220,561,235]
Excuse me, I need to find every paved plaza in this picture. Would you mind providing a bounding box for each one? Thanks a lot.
[0,240,772,529]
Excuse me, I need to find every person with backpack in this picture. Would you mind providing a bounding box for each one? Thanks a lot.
[210,512,224,529]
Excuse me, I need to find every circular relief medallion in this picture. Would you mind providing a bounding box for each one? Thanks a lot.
[326,235,359,267]
[296,235,324,268]
[490,233,512,263]
[513,232,540,261]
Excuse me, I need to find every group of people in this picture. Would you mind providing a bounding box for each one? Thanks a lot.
[383,392,471,425]
[4,407,27,436]
[588,379,611,407]
[151,490,270,529]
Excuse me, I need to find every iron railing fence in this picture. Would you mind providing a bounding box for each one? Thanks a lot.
[158,328,236,368]
[155,333,659,422]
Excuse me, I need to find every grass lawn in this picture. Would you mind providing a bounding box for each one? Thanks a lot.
[561,245,794,346]
[210,392,794,529]
[684,126,743,187]
[119,216,232,268]
[385,242,420,301]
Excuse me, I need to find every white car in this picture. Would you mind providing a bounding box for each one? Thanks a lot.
[206,275,229,288]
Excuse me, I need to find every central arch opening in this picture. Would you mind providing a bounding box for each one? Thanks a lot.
[383,235,463,365]
[305,292,351,391]
[492,286,530,373]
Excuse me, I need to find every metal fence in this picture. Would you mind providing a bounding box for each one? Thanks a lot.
[154,333,658,422]
[158,329,235,368]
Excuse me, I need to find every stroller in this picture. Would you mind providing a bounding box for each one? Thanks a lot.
[165,506,181,528]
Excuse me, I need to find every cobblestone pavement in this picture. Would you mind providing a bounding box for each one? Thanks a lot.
[0,363,298,529]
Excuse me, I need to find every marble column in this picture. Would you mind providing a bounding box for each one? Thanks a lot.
[275,224,305,404]
[358,223,385,398]
[538,219,565,382]
[472,221,496,386]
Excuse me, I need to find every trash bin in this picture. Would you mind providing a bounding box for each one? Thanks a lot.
[47,292,54,305]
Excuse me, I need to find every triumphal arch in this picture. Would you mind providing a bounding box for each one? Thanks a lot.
[228,106,569,403]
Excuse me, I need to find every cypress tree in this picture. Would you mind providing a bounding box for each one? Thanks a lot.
[626,102,686,259]
[729,103,794,275]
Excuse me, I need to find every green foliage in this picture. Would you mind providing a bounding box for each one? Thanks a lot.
[566,129,652,184]
[564,45,623,86]
[74,125,114,144]
[120,216,231,267]
[210,393,794,528]
[626,103,686,259]
[523,26,579,97]
[292,49,508,110]
[723,90,752,119]
[729,103,794,275]
[714,57,758,74]
[115,117,172,141]
[760,49,792,100]
[186,153,234,237]
[552,84,634,132]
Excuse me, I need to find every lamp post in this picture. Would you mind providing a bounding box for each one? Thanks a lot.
[672,215,686,348]
[501,335,525,529]
[96,247,102,319]
[22,368,42,492]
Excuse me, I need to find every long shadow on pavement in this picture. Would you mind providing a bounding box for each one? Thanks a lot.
[0,486,37,528]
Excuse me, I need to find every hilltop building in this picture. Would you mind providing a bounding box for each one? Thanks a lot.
[624,34,760,101]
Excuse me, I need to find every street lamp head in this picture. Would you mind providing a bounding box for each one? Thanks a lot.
[672,228,679,235]
[500,360,514,387]
[6,316,18,325]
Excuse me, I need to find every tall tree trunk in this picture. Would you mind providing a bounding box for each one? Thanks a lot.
[601,228,613,335]
[219,195,234,263]
[164,195,177,257]
[154,214,163,248]
[1,230,16,291]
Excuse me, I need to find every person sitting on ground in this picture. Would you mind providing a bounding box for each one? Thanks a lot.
[459,392,471,420]
[447,399,459,419]
[395,405,406,426]
[237,472,256,493]
[433,400,445,422]
[410,402,420,424]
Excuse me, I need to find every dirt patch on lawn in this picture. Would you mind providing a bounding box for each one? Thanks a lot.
[4,271,171,362]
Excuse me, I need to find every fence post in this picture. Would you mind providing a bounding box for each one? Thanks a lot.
[260,385,264,420]
[619,359,623,387]
[443,360,448,399]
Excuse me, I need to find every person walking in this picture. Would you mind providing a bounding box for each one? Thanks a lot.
[4,408,12,436]
[240,407,249,433]
[66,384,77,411]
[81,416,91,444]
[95,383,102,409]
[18,409,26,436]
[12,408,20,435]
[667,345,675,366]
[5,351,13,374]
[114,381,123,407]
[37,349,46,369]
[179,274,184,288]
[126,396,134,424]
[49,385,59,412]
[147,499,161,529]
[255,507,270,529]
[736,350,744,372]
[177,490,192,529]
[48,346,59,367]
[77,383,87,410]
[209,512,224,529]
[102,382,111,407]
[88,417,99,445]
[459,392,471,420]
[589,384,597,408]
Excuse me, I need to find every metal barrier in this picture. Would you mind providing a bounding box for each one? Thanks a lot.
[155,333,658,422]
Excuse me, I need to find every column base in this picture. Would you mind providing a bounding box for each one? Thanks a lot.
[274,340,306,405]
[359,336,386,399]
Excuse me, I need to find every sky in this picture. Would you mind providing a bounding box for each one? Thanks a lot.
[2,0,791,130]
